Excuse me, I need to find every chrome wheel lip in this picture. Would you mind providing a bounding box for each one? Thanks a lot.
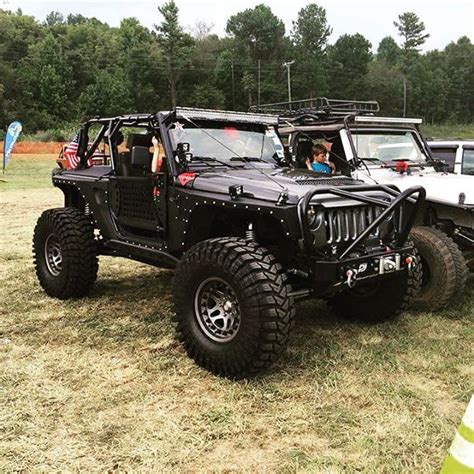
[194,277,241,343]
[44,233,62,276]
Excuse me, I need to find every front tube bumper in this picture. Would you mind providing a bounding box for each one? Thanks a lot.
[297,185,426,257]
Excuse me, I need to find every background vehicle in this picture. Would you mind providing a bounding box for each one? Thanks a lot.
[254,98,473,310]
[33,107,424,377]
[428,140,474,176]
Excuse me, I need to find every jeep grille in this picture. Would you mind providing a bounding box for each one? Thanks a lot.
[325,205,390,244]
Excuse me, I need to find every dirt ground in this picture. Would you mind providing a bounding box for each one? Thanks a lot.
[1,142,65,154]
[0,156,473,472]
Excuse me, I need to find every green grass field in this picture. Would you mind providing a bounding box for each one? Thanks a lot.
[422,123,474,140]
[1,156,473,471]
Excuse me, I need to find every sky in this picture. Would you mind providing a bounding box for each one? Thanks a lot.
[5,0,474,52]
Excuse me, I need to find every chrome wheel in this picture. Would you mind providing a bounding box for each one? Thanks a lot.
[44,234,62,276]
[194,277,241,342]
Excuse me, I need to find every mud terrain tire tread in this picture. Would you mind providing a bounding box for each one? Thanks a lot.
[411,226,468,311]
[173,237,295,377]
[33,207,98,299]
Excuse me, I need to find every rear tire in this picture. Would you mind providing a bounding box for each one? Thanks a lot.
[411,226,468,311]
[328,251,422,323]
[173,238,295,377]
[33,208,98,299]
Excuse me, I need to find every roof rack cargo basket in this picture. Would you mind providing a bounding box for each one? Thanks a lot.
[249,97,380,117]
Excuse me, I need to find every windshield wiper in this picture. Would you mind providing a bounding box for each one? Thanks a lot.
[359,157,386,165]
[190,156,240,169]
[230,156,266,162]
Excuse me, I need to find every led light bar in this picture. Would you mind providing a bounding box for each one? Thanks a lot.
[354,116,423,124]
[175,107,279,125]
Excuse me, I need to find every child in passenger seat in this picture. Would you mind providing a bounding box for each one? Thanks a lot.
[305,144,335,174]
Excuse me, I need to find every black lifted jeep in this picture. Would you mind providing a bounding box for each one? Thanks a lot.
[33,107,425,377]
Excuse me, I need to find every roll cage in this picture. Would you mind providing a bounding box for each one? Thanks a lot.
[76,108,282,174]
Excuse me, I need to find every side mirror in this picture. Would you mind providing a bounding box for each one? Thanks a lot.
[275,145,292,167]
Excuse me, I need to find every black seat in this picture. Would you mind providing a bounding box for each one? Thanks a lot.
[296,141,313,168]
[130,146,152,176]
[127,133,152,150]
[117,145,152,177]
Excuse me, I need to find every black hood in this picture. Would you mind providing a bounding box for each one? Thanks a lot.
[190,166,358,204]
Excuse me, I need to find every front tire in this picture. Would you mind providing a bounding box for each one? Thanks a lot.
[33,208,98,299]
[173,238,295,377]
[411,226,468,311]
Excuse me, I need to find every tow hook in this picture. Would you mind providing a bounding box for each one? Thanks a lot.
[345,263,368,288]
[345,269,357,288]
[405,255,417,273]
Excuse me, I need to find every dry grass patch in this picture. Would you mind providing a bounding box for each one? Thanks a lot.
[0,159,473,471]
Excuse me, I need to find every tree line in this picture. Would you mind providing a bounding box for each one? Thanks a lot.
[0,2,473,134]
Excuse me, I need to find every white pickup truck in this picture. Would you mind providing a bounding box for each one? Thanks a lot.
[428,140,474,176]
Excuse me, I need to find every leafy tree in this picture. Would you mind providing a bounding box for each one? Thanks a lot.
[225,4,288,107]
[394,12,429,69]
[66,13,88,25]
[291,3,332,98]
[0,7,471,132]
[187,84,224,108]
[442,36,474,122]
[292,4,331,51]
[155,0,194,107]
[377,36,401,66]
[24,33,73,126]
[213,48,237,109]
[226,4,286,61]
[327,33,372,99]
[0,10,44,128]
[60,18,118,115]
[44,11,64,26]
[78,69,134,118]
[367,61,404,116]
[117,18,163,112]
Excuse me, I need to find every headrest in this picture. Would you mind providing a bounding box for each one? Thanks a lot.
[297,141,313,158]
[130,146,151,168]
[126,133,152,150]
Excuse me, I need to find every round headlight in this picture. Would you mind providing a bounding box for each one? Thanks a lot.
[307,206,324,230]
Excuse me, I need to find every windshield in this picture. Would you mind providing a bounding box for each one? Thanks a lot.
[169,123,284,164]
[351,130,429,164]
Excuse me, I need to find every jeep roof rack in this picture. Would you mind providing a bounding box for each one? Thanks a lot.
[249,97,380,118]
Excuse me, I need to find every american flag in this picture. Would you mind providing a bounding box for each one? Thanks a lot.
[63,133,93,169]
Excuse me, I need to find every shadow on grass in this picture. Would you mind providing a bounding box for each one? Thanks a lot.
[16,265,474,382]
[91,269,174,300]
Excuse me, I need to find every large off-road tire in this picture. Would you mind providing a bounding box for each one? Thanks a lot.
[173,237,295,377]
[33,208,98,299]
[411,226,468,311]
[328,253,422,323]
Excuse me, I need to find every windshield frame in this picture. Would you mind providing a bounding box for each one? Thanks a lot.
[348,126,432,166]
[168,120,284,169]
